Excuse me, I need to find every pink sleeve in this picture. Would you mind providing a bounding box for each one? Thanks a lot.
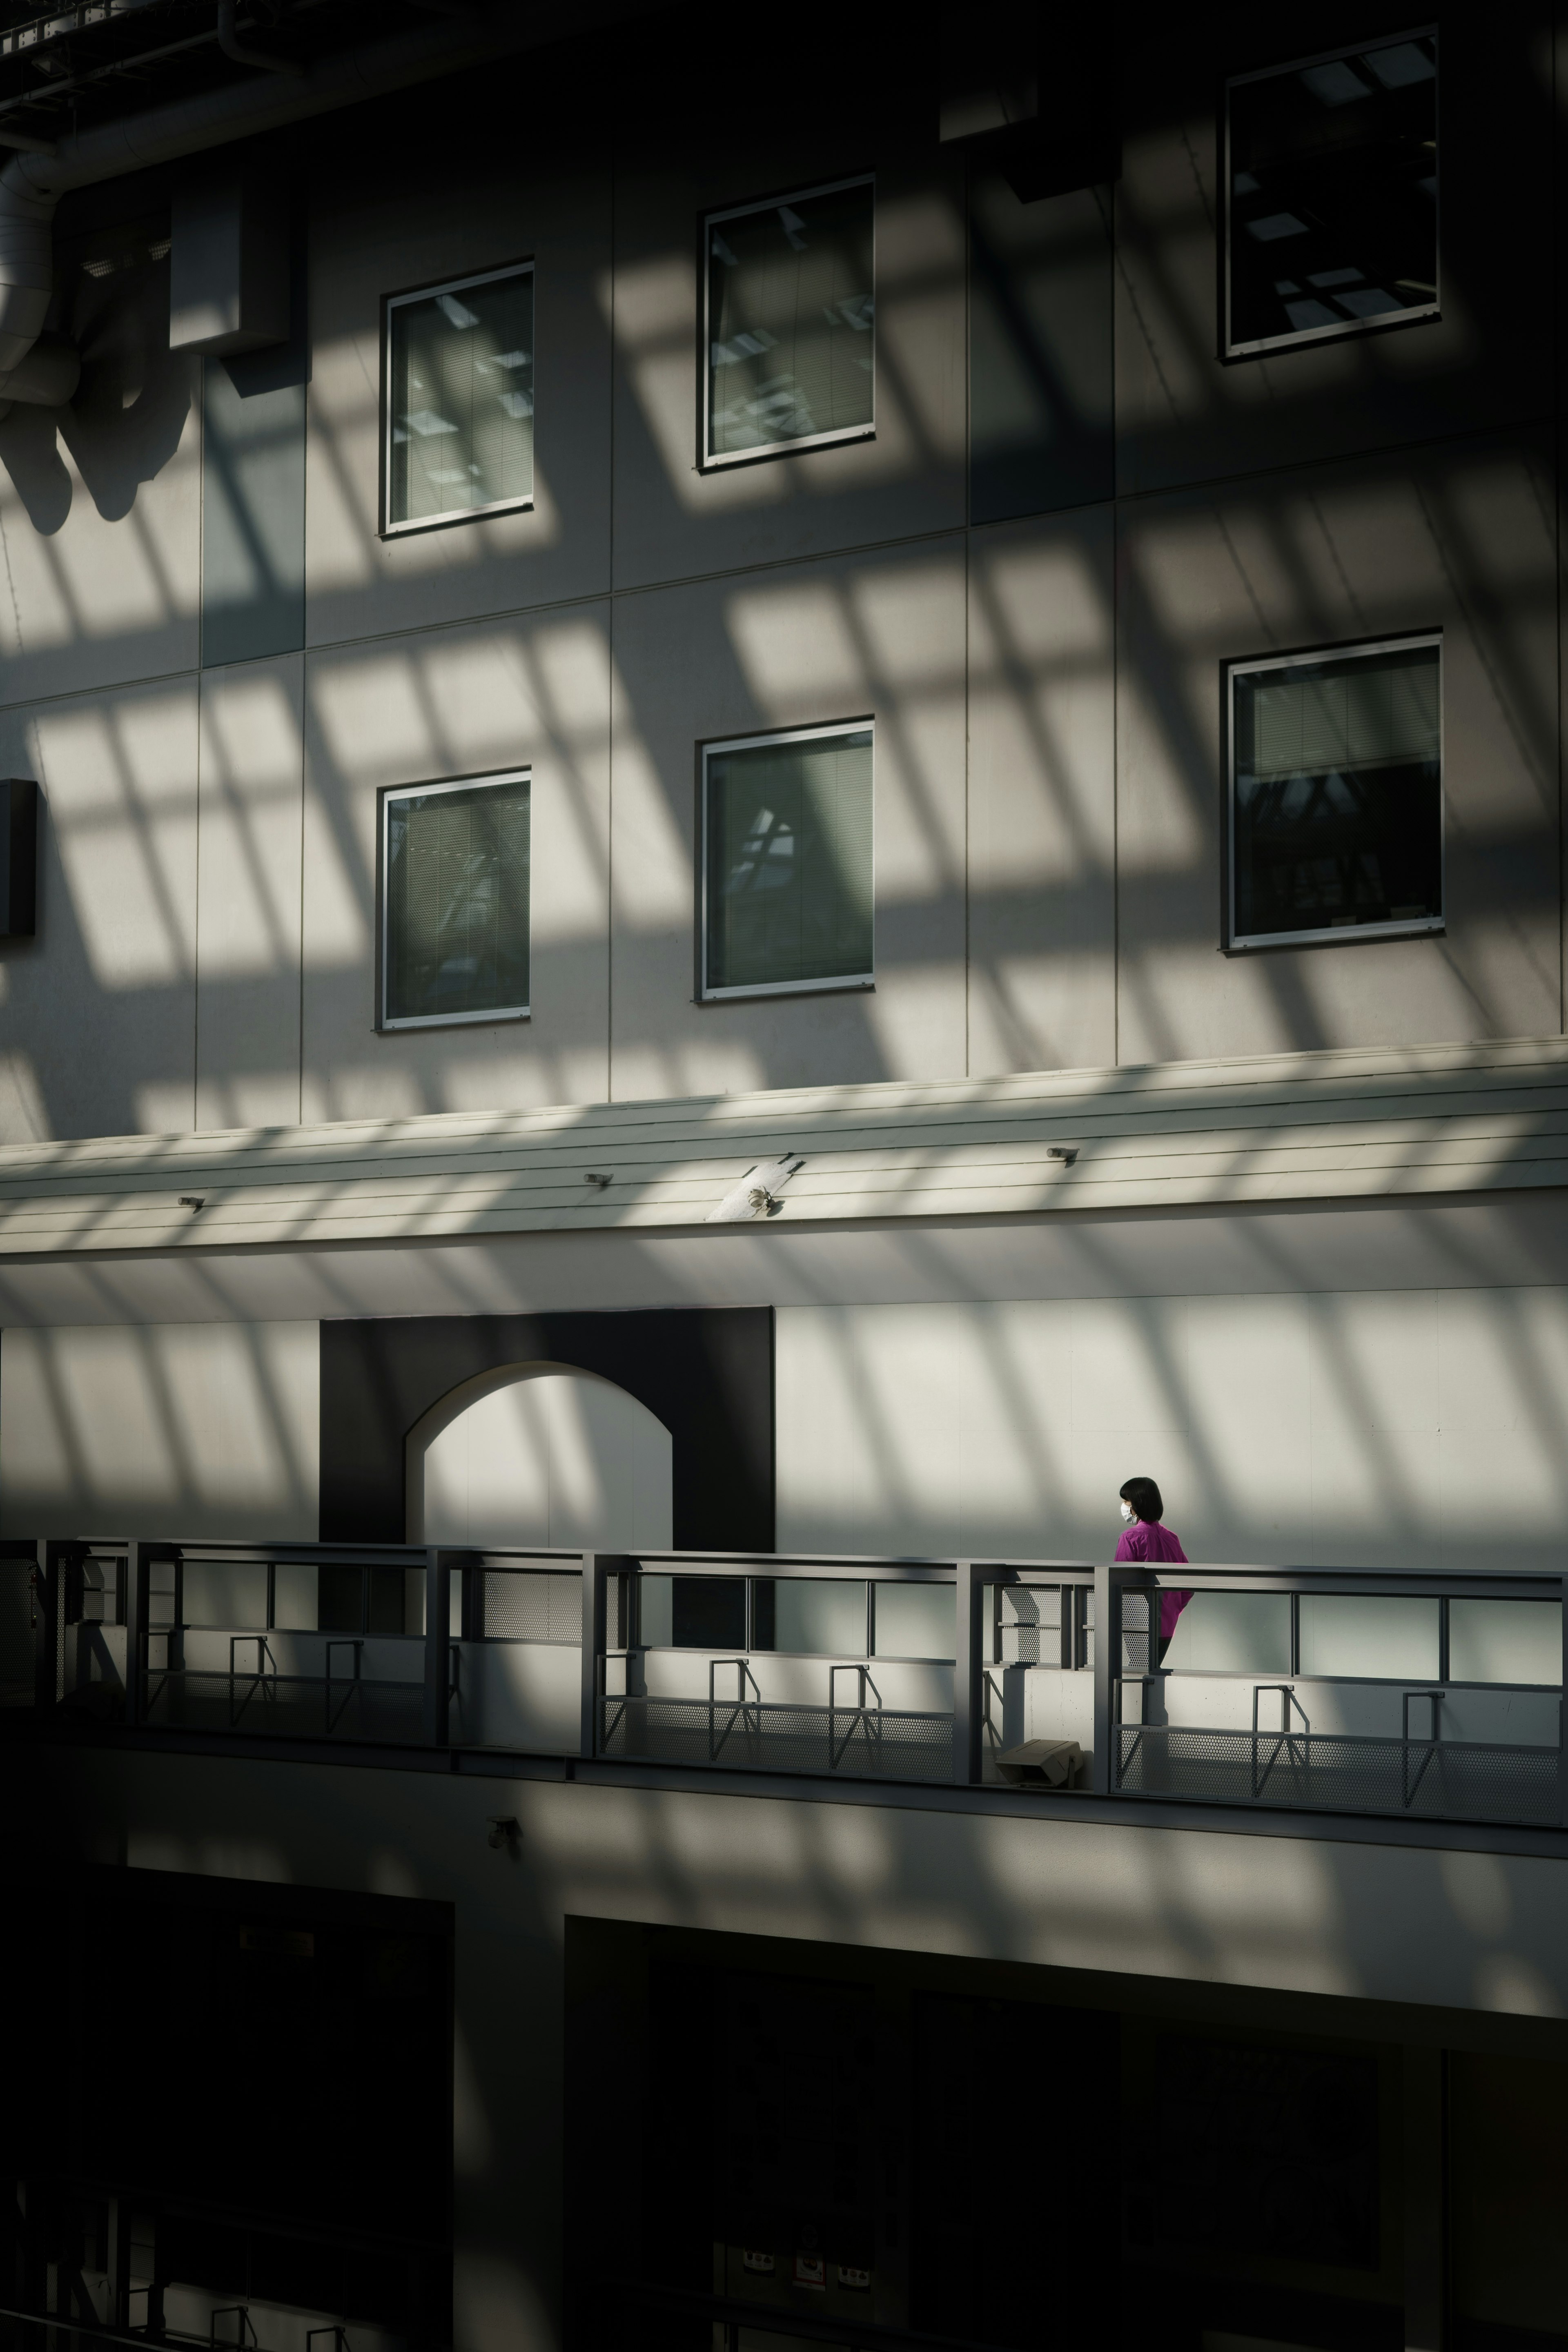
[1114,1528,1141,1561]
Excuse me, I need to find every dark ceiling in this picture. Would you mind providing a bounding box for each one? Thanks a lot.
[0,0,458,148]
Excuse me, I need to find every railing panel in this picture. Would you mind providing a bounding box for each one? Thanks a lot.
[1159,1590,1291,1675]
[1117,1723,1560,1828]
[1298,1592,1441,1680]
[1449,1596,1562,1686]
[599,1694,953,1783]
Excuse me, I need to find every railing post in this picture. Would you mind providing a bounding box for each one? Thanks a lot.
[35,1539,63,1711]
[1091,1560,1114,1795]
[422,1547,450,1748]
[125,1541,147,1727]
[1559,1575,1568,1828]
[952,1562,978,1784]
[580,1552,607,1760]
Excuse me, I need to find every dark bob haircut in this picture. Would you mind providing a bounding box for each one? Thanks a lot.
[1120,1475,1164,1523]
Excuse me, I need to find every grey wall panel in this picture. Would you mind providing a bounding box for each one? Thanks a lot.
[0,1318,319,1538]
[608,539,967,1096]
[1114,3,1554,498]
[201,363,305,668]
[304,75,612,648]
[0,676,198,1143]
[608,18,964,592]
[0,233,199,709]
[1115,430,1560,1063]
[196,652,304,1129]
[967,504,1116,1073]
[969,178,1113,524]
[300,606,610,1123]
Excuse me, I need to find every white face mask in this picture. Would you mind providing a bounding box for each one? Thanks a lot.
[1120,1501,1136,1523]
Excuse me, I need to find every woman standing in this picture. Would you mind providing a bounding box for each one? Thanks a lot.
[1115,1476,1193,1663]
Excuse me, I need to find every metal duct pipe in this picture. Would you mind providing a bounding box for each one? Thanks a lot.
[0,0,624,401]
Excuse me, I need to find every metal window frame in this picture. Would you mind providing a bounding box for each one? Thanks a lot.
[381,258,537,538]
[701,174,876,470]
[1222,26,1439,362]
[378,765,532,1031]
[1225,631,1443,952]
[699,718,875,1001]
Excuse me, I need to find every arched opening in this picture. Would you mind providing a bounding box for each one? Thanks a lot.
[405,1360,674,1550]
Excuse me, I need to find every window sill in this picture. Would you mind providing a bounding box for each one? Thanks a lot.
[699,423,875,473]
[381,496,536,540]
[699,973,875,1003]
[379,1007,531,1032]
[1225,920,1443,956]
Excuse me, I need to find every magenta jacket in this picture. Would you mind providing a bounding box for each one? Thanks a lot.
[1114,1519,1194,1640]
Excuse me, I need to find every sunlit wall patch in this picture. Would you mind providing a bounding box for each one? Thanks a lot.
[702,177,875,466]
[699,721,874,1000]
[382,260,535,533]
[1223,29,1438,359]
[1226,634,1443,951]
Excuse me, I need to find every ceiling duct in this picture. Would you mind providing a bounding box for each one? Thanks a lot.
[0,0,640,408]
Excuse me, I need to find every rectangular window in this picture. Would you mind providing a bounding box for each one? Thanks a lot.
[381,770,530,1028]
[385,262,534,532]
[1225,31,1437,359]
[702,723,873,998]
[1228,636,1441,950]
[705,177,874,464]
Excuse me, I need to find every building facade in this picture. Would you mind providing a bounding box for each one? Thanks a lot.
[1,3,1567,2350]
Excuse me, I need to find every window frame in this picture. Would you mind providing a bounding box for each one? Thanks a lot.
[1225,630,1444,953]
[378,765,532,1031]
[701,174,877,470]
[381,258,537,538]
[1222,27,1439,363]
[698,717,876,1002]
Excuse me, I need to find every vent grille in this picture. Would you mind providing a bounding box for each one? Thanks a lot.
[483,1570,581,1644]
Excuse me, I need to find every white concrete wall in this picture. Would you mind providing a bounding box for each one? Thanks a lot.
[0,1320,319,1539]
[410,1364,672,1551]
[777,1290,1568,1570]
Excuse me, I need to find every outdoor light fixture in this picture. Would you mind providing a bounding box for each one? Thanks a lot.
[486,1815,518,1850]
[582,1172,613,1189]
[707,1154,806,1223]
[1046,1147,1078,1165]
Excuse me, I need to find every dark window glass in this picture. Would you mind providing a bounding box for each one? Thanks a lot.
[1227,34,1437,355]
[1231,640,1440,947]
[705,729,873,995]
[707,180,874,460]
[384,775,530,1024]
[387,266,533,526]
[671,1577,746,1649]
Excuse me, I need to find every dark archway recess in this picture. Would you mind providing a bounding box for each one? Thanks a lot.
[318,1307,774,1552]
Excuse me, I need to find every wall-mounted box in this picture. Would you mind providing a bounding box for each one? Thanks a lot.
[0,777,37,938]
[170,159,288,356]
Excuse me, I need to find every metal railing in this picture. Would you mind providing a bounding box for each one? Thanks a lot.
[3,1538,1566,1834]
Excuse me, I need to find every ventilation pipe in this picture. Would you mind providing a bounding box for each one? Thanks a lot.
[0,0,620,409]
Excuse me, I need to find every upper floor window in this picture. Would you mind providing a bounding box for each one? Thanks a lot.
[1224,31,1437,359]
[704,177,875,465]
[701,722,873,999]
[1228,636,1441,951]
[381,769,530,1027]
[384,262,534,533]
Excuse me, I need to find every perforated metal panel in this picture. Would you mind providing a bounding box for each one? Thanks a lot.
[483,1570,581,1644]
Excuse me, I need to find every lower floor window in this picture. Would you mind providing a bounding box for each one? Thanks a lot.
[1229,635,1441,949]
[702,721,873,997]
[381,768,530,1027]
